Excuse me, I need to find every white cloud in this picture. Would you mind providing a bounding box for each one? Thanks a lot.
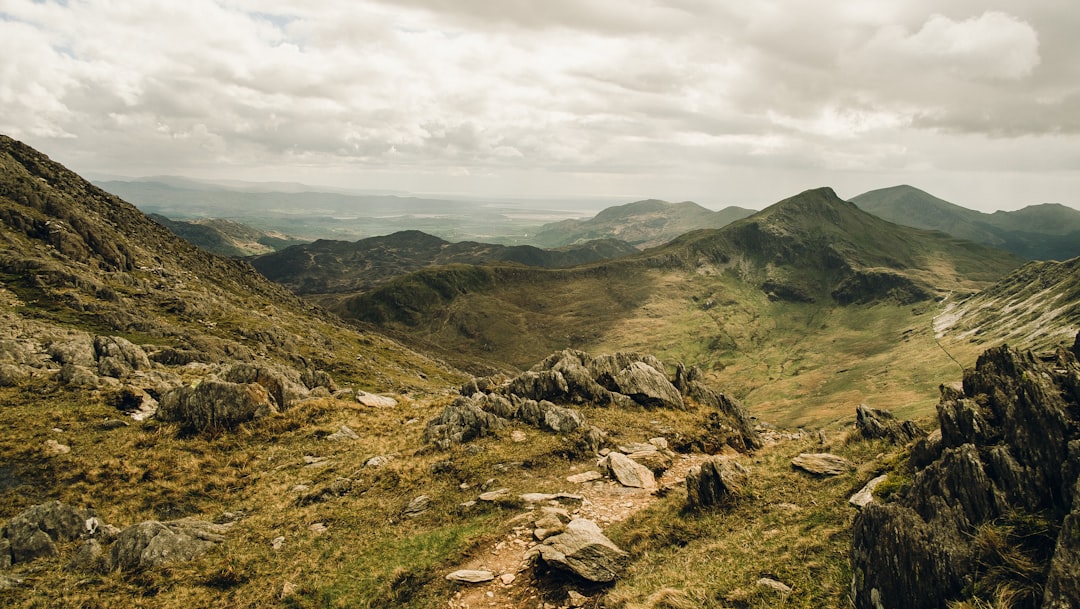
[0,0,1077,210]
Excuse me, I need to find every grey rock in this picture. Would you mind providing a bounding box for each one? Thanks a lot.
[423,396,507,449]
[627,449,673,475]
[611,361,684,409]
[0,363,29,386]
[326,425,359,442]
[356,391,397,408]
[158,380,277,432]
[402,495,431,518]
[909,428,943,470]
[1044,477,1080,608]
[855,404,926,444]
[605,452,656,489]
[365,455,392,468]
[47,336,96,367]
[567,471,603,484]
[507,370,569,402]
[94,335,151,378]
[686,457,750,509]
[757,577,792,594]
[110,519,225,572]
[478,488,511,502]
[223,363,309,409]
[0,538,10,569]
[534,518,628,583]
[57,363,99,387]
[791,453,852,476]
[445,569,495,583]
[849,474,889,509]
[66,538,108,573]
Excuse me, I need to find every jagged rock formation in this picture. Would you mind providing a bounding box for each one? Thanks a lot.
[429,349,760,451]
[851,335,1080,609]
[686,457,750,509]
[855,404,926,444]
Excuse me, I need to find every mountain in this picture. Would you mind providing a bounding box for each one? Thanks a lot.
[250,230,638,295]
[332,187,1024,424]
[528,199,755,249]
[851,185,1080,260]
[935,256,1080,353]
[149,214,307,257]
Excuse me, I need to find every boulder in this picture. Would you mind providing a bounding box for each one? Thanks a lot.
[2,501,94,564]
[356,391,397,408]
[223,363,309,409]
[791,453,852,476]
[94,335,151,378]
[66,538,108,574]
[47,336,96,367]
[686,457,750,509]
[611,361,684,409]
[57,363,99,387]
[157,380,277,432]
[401,495,431,518]
[533,519,629,583]
[506,370,569,402]
[423,396,507,449]
[110,519,225,571]
[627,449,673,475]
[0,363,29,386]
[855,404,926,444]
[605,452,656,489]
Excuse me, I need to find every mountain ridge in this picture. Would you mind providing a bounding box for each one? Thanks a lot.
[852,184,1080,260]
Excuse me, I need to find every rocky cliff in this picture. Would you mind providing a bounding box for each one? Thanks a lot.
[852,334,1080,609]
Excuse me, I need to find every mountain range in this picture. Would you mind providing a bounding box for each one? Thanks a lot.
[527,199,755,249]
[3,135,1079,609]
[852,184,1080,260]
[249,230,638,296]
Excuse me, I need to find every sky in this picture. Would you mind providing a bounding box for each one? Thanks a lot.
[1,0,1079,212]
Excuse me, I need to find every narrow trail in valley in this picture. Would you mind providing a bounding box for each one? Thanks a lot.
[444,453,714,609]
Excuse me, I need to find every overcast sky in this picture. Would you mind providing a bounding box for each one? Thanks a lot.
[2,0,1078,211]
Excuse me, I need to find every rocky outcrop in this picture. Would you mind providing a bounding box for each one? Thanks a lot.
[1,501,94,565]
[532,518,629,583]
[109,519,226,572]
[423,397,507,449]
[852,337,1080,609]
[855,404,925,444]
[442,350,759,451]
[157,380,278,432]
[686,457,750,509]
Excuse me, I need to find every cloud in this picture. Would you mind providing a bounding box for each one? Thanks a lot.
[865,11,1040,80]
[0,1,1077,210]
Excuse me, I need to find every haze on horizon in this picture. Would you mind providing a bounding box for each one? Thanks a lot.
[2,1,1079,213]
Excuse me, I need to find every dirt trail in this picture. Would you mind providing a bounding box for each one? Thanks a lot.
[445,453,712,609]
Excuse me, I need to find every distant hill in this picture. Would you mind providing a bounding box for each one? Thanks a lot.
[529,199,754,249]
[250,230,638,295]
[851,185,1080,260]
[335,188,1023,389]
[149,214,306,257]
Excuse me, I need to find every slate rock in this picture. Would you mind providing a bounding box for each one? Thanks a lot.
[791,453,852,476]
[223,363,309,410]
[534,518,629,583]
[855,404,926,444]
[110,519,225,572]
[326,425,359,441]
[605,452,656,489]
[849,474,889,509]
[402,495,431,518]
[94,335,151,378]
[0,538,10,569]
[611,361,684,409]
[356,391,397,408]
[423,396,507,449]
[158,380,277,432]
[446,569,495,583]
[686,457,750,509]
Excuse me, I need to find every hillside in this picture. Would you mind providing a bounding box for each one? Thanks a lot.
[851,185,1080,260]
[935,256,1080,353]
[250,230,638,295]
[529,199,754,249]
[149,214,306,257]
[333,187,1025,425]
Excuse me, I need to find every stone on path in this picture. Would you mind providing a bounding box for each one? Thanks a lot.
[533,518,629,583]
[605,452,656,489]
[446,569,495,583]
